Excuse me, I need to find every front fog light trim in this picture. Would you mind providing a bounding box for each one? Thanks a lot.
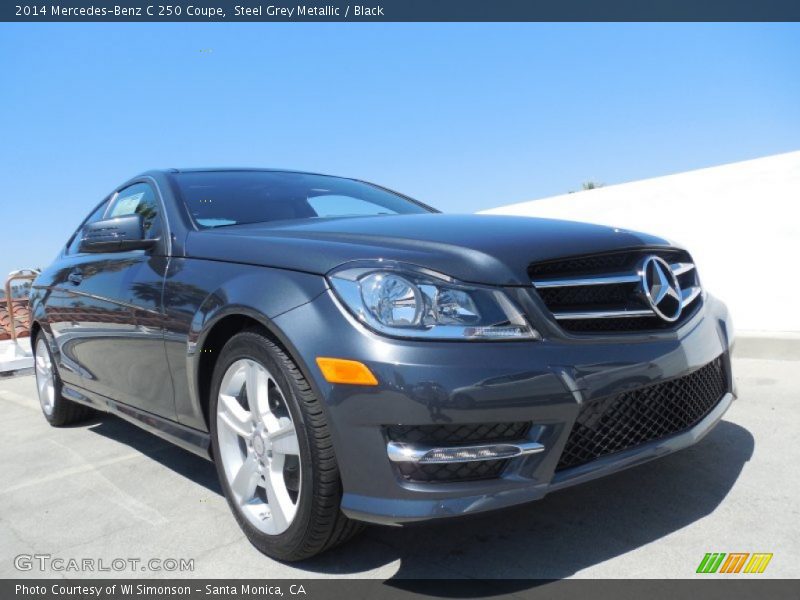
[387,440,545,464]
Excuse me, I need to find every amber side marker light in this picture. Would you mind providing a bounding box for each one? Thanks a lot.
[316,357,379,386]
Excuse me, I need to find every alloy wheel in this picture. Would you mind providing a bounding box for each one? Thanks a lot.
[34,338,55,416]
[216,358,302,535]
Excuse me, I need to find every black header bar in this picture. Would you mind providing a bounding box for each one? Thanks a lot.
[4,0,800,22]
[5,579,800,600]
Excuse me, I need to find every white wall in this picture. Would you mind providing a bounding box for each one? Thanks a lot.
[482,151,800,333]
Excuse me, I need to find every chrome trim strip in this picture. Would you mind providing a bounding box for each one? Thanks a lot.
[532,256,701,326]
[533,262,695,289]
[49,286,163,316]
[386,440,545,464]
[552,308,655,320]
[681,286,702,307]
[533,272,640,288]
[670,262,695,276]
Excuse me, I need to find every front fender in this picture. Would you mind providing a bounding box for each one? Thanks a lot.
[162,257,328,430]
[189,266,329,348]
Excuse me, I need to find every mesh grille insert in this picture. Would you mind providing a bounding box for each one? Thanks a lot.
[530,248,691,279]
[556,355,728,471]
[395,460,509,483]
[387,422,530,446]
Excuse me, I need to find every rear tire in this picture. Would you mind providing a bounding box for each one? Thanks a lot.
[33,332,93,427]
[210,329,363,561]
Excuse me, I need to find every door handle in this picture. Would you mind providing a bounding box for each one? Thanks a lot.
[67,269,83,285]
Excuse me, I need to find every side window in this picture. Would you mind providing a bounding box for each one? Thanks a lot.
[65,198,110,255]
[107,183,163,240]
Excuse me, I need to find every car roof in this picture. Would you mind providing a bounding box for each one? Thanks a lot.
[158,167,341,177]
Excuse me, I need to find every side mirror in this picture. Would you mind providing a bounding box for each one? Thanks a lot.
[78,214,157,253]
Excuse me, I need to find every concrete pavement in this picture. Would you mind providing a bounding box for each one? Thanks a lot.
[0,357,798,579]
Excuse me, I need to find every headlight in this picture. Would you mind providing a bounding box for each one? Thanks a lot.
[328,262,540,341]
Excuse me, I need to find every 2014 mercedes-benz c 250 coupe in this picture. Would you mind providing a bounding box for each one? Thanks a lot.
[30,169,735,560]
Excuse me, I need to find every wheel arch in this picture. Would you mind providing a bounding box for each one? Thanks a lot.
[28,291,49,351]
[195,310,323,433]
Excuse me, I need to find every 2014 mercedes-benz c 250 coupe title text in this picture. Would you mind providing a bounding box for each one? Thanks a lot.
[30,169,735,560]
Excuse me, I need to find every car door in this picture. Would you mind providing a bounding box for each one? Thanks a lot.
[62,181,176,420]
[44,197,113,391]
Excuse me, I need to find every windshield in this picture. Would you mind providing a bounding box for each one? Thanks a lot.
[172,171,434,229]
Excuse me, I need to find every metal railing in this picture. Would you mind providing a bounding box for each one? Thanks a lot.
[4,269,39,344]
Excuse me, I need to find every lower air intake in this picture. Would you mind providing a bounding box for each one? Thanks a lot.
[395,459,509,483]
[556,355,728,471]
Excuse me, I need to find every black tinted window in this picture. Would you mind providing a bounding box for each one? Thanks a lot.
[173,171,432,229]
[66,198,110,254]
[107,183,162,239]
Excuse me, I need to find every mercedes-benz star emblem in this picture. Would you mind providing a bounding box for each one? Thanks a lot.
[641,256,683,322]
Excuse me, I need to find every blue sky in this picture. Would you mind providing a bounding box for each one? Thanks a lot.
[1,23,799,277]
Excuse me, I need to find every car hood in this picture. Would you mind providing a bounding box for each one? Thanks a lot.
[183,214,672,286]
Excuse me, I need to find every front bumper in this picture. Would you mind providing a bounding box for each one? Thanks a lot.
[273,288,735,526]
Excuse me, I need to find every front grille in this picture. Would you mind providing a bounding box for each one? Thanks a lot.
[387,422,530,483]
[530,248,702,334]
[556,356,728,471]
[557,316,683,333]
[530,248,690,279]
[537,282,634,307]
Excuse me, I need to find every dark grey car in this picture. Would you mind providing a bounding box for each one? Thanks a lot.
[30,169,735,560]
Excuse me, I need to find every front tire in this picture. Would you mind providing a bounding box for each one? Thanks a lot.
[33,332,92,426]
[210,330,362,561]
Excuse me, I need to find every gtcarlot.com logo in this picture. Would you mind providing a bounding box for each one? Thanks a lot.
[14,553,194,573]
[696,552,773,574]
